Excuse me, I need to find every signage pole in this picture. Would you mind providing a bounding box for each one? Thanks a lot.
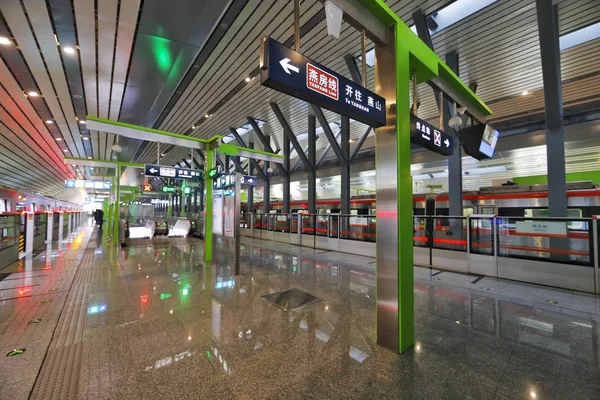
[112,165,121,245]
[181,180,187,218]
[361,28,367,87]
[294,0,300,52]
[204,148,214,262]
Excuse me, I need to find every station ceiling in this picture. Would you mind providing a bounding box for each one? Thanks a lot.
[0,0,599,203]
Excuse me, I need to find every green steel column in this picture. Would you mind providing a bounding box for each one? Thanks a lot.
[204,148,214,262]
[394,27,415,352]
[113,165,121,244]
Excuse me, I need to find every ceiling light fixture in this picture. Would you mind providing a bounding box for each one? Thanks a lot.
[87,156,92,159]
[63,46,75,54]
[521,90,529,96]
[191,125,196,129]
[205,114,211,118]
[83,137,89,140]
[56,137,62,141]
[27,91,39,97]
[79,120,86,124]
[45,120,53,124]
[63,149,69,152]
[245,77,251,82]
[0,36,11,45]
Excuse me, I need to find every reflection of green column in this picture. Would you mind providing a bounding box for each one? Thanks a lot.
[204,149,214,262]
[103,198,110,233]
[167,194,173,217]
[181,180,187,217]
[113,165,121,244]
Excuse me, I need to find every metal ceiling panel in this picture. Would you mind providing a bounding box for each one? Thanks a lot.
[0,1,82,160]
[21,0,87,158]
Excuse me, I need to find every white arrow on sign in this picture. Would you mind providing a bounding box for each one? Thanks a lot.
[149,168,158,174]
[248,178,254,183]
[279,58,299,74]
[444,139,450,147]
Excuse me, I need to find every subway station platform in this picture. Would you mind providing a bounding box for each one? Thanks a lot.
[1,230,600,400]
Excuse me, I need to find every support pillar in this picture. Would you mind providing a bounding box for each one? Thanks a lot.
[263,135,271,215]
[375,25,414,353]
[113,166,121,243]
[444,51,463,217]
[204,148,214,262]
[536,0,567,217]
[307,115,317,214]
[283,131,291,214]
[340,116,351,215]
[248,141,255,214]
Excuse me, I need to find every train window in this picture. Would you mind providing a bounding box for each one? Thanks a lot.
[463,207,474,217]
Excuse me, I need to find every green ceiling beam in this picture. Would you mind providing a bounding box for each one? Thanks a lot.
[358,0,492,121]
[216,143,284,163]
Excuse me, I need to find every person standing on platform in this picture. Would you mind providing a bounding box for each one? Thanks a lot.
[95,209,104,230]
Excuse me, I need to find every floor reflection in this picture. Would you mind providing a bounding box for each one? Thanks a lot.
[97,236,600,399]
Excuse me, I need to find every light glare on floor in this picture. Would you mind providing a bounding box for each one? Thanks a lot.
[530,392,537,398]
[188,336,192,341]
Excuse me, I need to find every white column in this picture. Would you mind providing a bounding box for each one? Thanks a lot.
[46,212,53,244]
[25,211,34,254]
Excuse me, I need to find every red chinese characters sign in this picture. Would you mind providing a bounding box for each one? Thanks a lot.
[306,63,338,100]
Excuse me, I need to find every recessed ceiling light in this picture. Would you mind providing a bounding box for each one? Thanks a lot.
[63,149,69,152]
[27,91,39,97]
[245,77,251,82]
[79,120,86,124]
[521,90,529,96]
[349,139,355,143]
[56,137,62,141]
[161,153,165,157]
[63,46,75,54]
[45,120,53,124]
[83,137,89,140]
[87,156,92,159]
[0,36,11,45]
[73,94,82,99]
[205,114,210,118]
[191,125,196,129]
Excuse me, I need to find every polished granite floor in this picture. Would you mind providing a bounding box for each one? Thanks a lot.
[1,228,600,399]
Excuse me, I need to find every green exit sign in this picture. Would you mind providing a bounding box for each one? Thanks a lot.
[183,187,191,194]
[162,186,175,193]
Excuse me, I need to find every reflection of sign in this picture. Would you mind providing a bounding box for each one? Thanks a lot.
[515,221,567,237]
[410,115,453,156]
[162,186,175,193]
[212,194,223,235]
[65,180,112,189]
[224,195,235,238]
[145,164,202,181]
[142,184,153,192]
[261,37,386,127]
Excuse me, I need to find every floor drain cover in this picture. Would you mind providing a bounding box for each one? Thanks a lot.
[262,288,322,312]
[6,349,25,357]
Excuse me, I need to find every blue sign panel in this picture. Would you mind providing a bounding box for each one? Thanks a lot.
[260,37,386,128]
[410,115,453,156]
[145,164,202,181]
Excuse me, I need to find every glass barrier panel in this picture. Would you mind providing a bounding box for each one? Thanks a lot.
[339,215,375,242]
[328,215,339,238]
[35,213,47,236]
[0,215,18,250]
[496,217,592,266]
[274,214,290,232]
[267,214,276,231]
[433,216,467,252]
[469,217,494,255]
[290,215,298,234]
[301,215,315,235]
[413,216,429,247]
[316,215,328,237]
[253,214,263,230]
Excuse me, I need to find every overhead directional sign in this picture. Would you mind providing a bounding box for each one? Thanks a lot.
[410,115,453,156]
[65,180,112,190]
[162,186,175,193]
[145,164,203,181]
[213,174,257,190]
[260,37,386,128]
